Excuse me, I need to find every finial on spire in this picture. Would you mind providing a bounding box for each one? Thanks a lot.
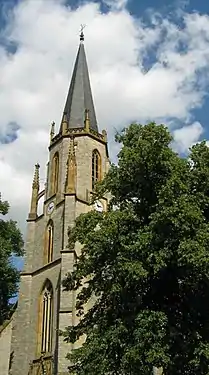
[80,24,86,42]
[33,163,40,189]
[28,163,40,220]
[50,121,55,142]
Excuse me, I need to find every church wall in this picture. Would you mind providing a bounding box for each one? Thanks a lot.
[57,311,74,375]
[0,318,13,375]
[58,249,76,375]
[27,262,61,363]
[26,202,64,271]
[10,275,32,375]
[76,199,92,217]
[76,136,107,201]
[58,195,77,374]
[10,131,108,375]
[48,141,62,200]
[30,216,45,270]
[48,137,69,202]
[10,264,61,375]
[60,138,71,197]
[63,195,76,249]
[10,197,64,375]
[59,253,74,313]
[23,221,36,273]
[52,202,65,258]
[47,134,108,208]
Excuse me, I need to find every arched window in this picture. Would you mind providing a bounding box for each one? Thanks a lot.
[38,280,53,354]
[51,152,59,195]
[44,221,53,264]
[92,149,101,190]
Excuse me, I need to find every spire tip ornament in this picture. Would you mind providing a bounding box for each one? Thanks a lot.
[80,24,86,42]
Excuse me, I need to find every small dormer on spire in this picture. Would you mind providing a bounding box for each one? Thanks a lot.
[84,109,90,131]
[28,163,40,220]
[61,112,68,135]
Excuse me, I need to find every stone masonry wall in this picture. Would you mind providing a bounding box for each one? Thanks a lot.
[0,318,13,375]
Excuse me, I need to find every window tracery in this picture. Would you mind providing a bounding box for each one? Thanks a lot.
[44,221,53,264]
[92,149,101,190]
[51,153,59,195]
[38,280,53,355]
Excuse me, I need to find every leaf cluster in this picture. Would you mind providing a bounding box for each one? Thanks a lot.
[63,123,209,375]
[0,193,24,325]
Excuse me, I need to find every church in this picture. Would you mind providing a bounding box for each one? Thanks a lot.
[0,30,109,375]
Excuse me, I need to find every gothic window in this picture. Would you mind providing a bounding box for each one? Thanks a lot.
[44,221,53,264]
[39,280,53,354]
[92,149,101,190]
[51,152,59,195]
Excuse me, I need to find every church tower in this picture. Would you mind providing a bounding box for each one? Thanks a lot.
[10,31,109,375]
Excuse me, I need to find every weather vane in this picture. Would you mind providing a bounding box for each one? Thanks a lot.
[80,24,86,42]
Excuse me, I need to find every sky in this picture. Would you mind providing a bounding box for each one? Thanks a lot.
[1,0,209,244]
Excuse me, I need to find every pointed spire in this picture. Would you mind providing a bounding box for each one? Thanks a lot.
[60,34,98,133]
[28,163,40,220]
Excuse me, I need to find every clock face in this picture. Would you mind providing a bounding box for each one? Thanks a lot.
[47,201,55,215]
[94,200,103,213]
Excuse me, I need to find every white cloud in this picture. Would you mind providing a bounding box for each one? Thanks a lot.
[173,121,204,153]
[0,0,209,232]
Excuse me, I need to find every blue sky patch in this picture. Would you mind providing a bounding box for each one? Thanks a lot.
[0,122,20,144]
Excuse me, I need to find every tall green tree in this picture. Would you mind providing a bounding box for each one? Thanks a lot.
[0,194,23,325]
[63,122,209,375]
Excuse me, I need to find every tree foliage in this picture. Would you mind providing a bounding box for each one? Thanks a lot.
[63,122,209,374]
[0,194,24,325]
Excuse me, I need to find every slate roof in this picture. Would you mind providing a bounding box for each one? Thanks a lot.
[61,40,98,132]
